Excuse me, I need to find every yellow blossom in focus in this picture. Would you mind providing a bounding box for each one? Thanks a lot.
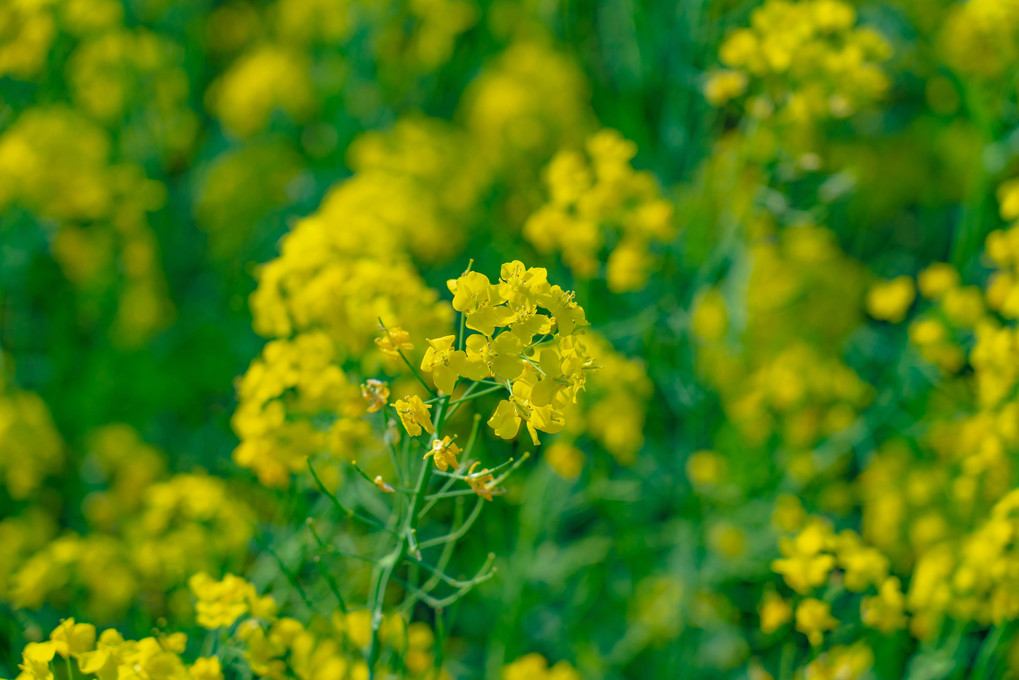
[421,335,460,394]
[466,462,496,501]
[424,436,461,472]
[361,379,390,413]
[392,396,434,437]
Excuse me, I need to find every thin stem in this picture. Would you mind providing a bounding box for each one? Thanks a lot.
[410,551,496,589]
[307,459,397,535]
[393,559,496,610]
[418,496,486,549]
[256,534,314,612]
[311,555,348,613]
[424,488,487,501]
[381,408,406,486]
[367,396,447,678]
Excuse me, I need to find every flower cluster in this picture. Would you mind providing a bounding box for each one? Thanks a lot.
[768,519,893,645]
[413,261,594,446]
[524,129,676,293]
[0,416,254,624]
[12,618,222,680]
[189,576,448,680]
[189,573,277,629]
[707,0,891,125]
[232,332,370,486]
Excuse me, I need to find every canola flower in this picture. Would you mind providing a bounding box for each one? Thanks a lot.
[524,129,676,293]
[416,261,595,446]
[9,618,221,680]
[13,0,1019,677]
[0,412,254,625]
[707,0,891,124]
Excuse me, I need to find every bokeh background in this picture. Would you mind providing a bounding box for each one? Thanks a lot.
[4,0,1019,678]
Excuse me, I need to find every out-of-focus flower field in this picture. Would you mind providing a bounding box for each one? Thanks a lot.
[4,0,1019,677]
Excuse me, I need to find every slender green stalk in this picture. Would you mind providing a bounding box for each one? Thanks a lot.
[367,396,447,678]
[255,534,314,612]
[307,459,397,535]
[311,555,348,613]
[418,496,486,549]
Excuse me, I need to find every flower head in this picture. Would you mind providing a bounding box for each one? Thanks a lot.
[424,436,461,472]
[392,395,434,437]
[376,326,415,357]
[466,461,496,501]
[361,379,390,413]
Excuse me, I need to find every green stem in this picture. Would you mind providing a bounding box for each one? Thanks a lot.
[367,396,447,678]
[307,459,397,535]
[256,534,314,612]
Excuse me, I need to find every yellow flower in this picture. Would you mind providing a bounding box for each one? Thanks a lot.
[392,395,435,437]
[450,271,513,337]
[488,397,527,442]
[691,288,728,342]
[20,642,57,680]
[771,521,835,594]
[454,332,520,380]
[866,276,915,323]
[77,629,125,678]
[795,598,838,646]
[421,335,460,394]
[917,263,959,300]
[189,572,267,629]
[834,530,888,592]
[50,619,96,658]
[424,436,461,472]
[802,643,874,680]
[375,326,415,357]
[466,461,496,501]
[999,178,1019,220]
[360,379,390,413]
[759,591,792,634]
[861,576,907,632]
[188,657,224,680]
